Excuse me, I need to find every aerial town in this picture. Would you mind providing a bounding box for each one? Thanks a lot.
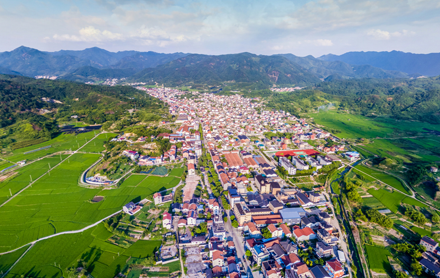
[115,87,359,278]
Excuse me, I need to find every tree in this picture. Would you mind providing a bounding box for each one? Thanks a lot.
[433,214,440,223]
[231,220,239,228]
[411,261,422,276]
[245,250,252,258]
[261,227,272,239]
[394,271,408,278]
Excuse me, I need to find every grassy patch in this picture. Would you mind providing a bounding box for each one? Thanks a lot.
[362,197,385,209]
[124,240,162,258]
[4,132,97,162]
[81,133,117,153]
[367,189,427,213]
[365,245,391,273]
[169,167,184,177]
[354,165,408,193]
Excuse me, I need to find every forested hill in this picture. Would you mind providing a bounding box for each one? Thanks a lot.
[132,53,322,87]
[238,76,440,124]
[0,75,166,146]
[319,51,440,77]
[278,54,408,80]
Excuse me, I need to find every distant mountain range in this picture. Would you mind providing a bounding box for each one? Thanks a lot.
[0,46,187,78]
[319,51,440,77]
[2,46,440,87]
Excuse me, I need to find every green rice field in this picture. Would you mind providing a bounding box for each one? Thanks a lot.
[81,133,117,153]
[0,153,180,253]
[0,155,69,204]
[4,220,162,278]
[365,245,391,273]
[169,167,184,177]
[4,132,97,162]
[362,196,385,209]
[367,188,427,213]
[353,164,409,193]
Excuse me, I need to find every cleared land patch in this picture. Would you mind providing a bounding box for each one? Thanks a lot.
[353,164,409,193]
[81,133,117,153]
[365,245,391,273]
[367,188,427,213]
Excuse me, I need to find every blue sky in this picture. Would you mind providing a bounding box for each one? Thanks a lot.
[0,0,439,56]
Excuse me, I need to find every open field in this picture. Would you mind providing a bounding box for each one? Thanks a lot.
[169,167,184,177]
[309,111,395,139]
[360,138,440,163]
[0,155,69,204]
[3,132,97,162]
[5,220,163,278]
[353,164,409,193]
[310,111,440,163]
[362,197,386,210]
[123,240,161,258]
[0,161,14,171]
[367,189,427,213]
[0,153,180,253]
[137,176,180,195]
[365,245,391,273]
[0,154,179,252]
[81,133,117,153]
[152,166,168,176]
[121,174,147,187]
[0,245,28,274]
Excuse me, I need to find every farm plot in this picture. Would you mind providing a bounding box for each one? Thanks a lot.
[310,111,395,139]
[367,189,427,213]
[362,197,385,210]
[0,155,69,204]
[124,240,162,258]
[0,245,29,274]
[120,175,147,187]
[169,167,184,177]
[365,245,391,273]
[353,165,409,194]
[152,166,168,176]
[81,133,117,153]
[137,176,180,195]
[0,153,178,253]
[6,224,159,278]
[4,132,96,162]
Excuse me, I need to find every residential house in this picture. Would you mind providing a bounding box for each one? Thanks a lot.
[324,258,344,278]
[293,227,316,241]
[316,242,334,258]
[421,236,438,252]
[163,212,172,229]
[267,224,283,238]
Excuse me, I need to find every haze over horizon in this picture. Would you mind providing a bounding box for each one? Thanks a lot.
[1,0,439,57]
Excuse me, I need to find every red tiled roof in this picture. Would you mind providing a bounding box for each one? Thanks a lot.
[326,258,343,272]
[245,222,259,233]
[212,250,224,261]
[293,227,315,238]
[275,149,320,157]
[280,223,291,235]
[296,263,310,275]
[267,224,277,233]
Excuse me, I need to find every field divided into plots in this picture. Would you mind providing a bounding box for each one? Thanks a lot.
[0,155,69,205]
[353,165,409,194]
[365,245,391,273]
[81,133,117,153]
[0,154,181,253]
[367,189,427,213]
[4,222,162,278]
[4,132,96,162]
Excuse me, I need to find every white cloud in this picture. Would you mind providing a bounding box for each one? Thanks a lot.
[367,29,415,40]
[52,26,122,42]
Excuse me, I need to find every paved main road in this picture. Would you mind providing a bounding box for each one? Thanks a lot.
[223,211,254,278]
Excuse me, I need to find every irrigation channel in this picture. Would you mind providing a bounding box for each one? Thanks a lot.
[330,161,367,278]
